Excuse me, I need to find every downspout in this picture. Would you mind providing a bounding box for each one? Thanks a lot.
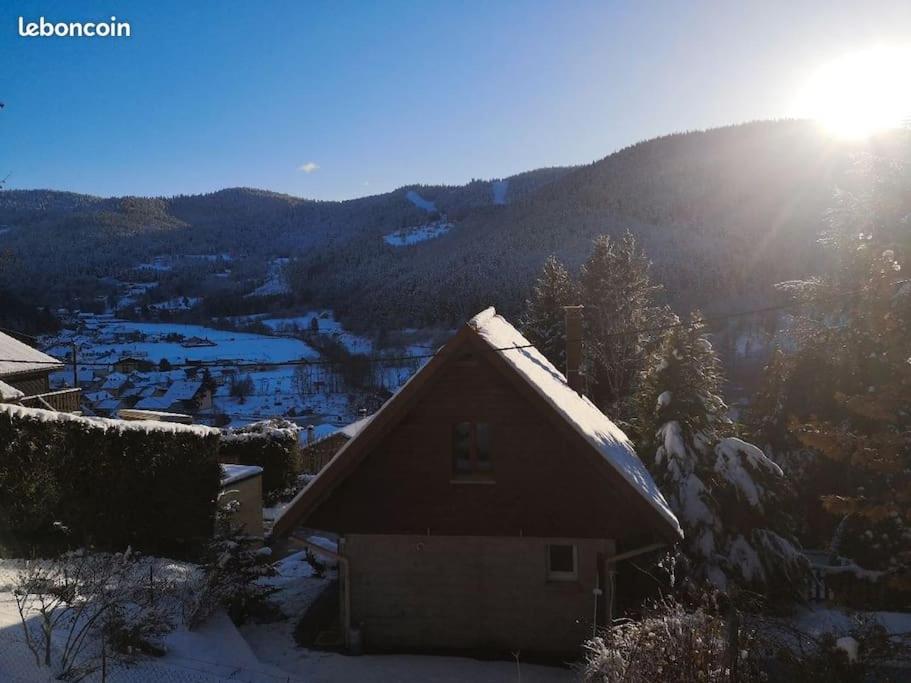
[602,542,667,626]
[290,536,352,649]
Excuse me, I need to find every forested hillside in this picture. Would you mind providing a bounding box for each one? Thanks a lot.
[1,120,905,331]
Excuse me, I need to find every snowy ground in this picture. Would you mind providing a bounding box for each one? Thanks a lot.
[383,221,452,246]
[491,179,509,205]
[0,554,573,682]
[405,190,436,213]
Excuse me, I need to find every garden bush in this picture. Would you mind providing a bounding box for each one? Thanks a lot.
[0,404,221,556]
[219,419,301,504]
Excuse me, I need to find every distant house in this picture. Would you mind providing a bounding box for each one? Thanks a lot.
[113,355,154,374]
[133,379,213,415]
[272,308,681,655]
[0,330,80,412]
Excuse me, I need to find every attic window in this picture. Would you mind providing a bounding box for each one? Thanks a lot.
[547,544,578,581]
[455,352,478,367]
[452,421,492,481]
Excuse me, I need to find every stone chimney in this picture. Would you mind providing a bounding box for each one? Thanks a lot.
[306,424,315,445]
[563,305,584,393]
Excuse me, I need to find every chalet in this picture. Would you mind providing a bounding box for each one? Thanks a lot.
[272,308,681,655]
[0,330,80,412]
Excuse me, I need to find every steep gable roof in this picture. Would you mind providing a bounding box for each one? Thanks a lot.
[0,330,63,378]
[469,308,681,536]
[272,308,681,541]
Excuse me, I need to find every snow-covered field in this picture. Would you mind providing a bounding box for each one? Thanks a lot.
[42,313,428,428]
[0,554,573,682]
[248,258,291,297]
[383,222,452,246]
[48,321,317,367]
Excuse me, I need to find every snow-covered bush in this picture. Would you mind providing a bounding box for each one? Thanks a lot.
[220,419,301,504]
[581,598,763,682]
[0,405,222,556]
[635,317,808,596]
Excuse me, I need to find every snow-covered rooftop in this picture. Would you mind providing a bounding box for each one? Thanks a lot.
[0,403,219,437]
[469,307,682,538]
[0,330,63,377]
[340,415,372,439]
[220,463,263,486]
[0,380,24,401]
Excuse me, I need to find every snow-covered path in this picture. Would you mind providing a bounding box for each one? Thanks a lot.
[1,554,574,682]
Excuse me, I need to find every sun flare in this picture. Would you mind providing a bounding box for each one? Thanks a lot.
[804,46,911,139]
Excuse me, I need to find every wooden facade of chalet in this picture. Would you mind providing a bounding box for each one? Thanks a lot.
[0,330,80,412]
[273,308,680,656]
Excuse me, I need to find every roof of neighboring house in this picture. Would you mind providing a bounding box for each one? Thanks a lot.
[164,379,204,402]
[101,372,130,390]
[220,463,263,487]
[300,416,373,449]
[339,415,372,439]
[117,408,193,424]
[0,330,63,378]
[272,307,682,541]
[133,396,172,411]
[0,380,24,401]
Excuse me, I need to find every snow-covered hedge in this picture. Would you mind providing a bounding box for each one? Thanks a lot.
[0,405,221,556]
[219,420,301,504]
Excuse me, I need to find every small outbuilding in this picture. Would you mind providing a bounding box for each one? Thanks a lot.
[220,464,264,538]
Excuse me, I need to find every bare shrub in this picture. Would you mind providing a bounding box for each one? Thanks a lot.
[12,549,176,680]
[581,598,764,682]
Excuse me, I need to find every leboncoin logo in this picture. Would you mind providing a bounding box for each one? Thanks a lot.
[18,16,131,38]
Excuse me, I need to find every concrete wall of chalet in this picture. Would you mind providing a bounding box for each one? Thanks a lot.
[344,533,613,653]
[308,354,649,541]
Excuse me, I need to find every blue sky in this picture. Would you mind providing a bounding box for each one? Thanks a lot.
[2,0,910,199]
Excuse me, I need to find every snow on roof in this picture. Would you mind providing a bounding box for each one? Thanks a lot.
[0,403,220,436]
[0,379,24,401]
[340,415,372,439]
[0,330,63,377]
[134,396,173,411]
[163,379,203,402]
[220,463,263,486]
[469,307,682,538]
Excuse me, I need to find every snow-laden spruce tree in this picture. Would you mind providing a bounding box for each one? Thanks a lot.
[635,314,807,594]
[580,231,671,416]
[519,255,578,371]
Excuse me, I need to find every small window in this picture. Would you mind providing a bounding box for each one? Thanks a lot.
[547,544,578,581]
[451,421,493,480]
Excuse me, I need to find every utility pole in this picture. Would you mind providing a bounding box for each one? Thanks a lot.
[71,342,78,388]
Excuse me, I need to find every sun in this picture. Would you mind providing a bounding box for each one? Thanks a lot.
[803,46,911,139]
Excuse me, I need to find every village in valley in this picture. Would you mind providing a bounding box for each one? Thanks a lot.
[3,3,911,682]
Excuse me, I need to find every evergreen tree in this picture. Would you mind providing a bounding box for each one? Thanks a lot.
[519,256,578,371]
[636,315,807,594]
[580,231,669,415]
